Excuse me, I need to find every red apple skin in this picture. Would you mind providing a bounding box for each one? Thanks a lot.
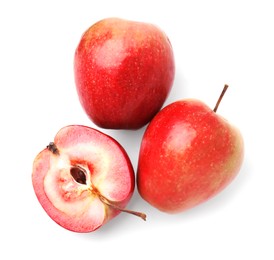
[74,17,175,129]
[32,125,135,232]
[137,99,244,213]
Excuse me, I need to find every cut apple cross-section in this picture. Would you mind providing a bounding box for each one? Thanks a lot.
[32,125,146,233]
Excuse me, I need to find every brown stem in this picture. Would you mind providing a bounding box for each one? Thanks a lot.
[98,194,147,221]
[47,142,60,155]
[213,84,229,113]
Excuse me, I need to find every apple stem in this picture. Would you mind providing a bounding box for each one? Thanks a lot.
[98,194,147,221]
[213,84,229,113]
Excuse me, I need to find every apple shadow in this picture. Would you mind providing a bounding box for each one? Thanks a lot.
[165,69,189,105]
[105,127,147,172]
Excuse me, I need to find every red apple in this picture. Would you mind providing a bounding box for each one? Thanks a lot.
[137,85,244,213]
[32,125,146,232]
[74,17,175,129]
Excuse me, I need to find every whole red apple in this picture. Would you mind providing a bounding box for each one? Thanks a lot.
[137,85,244,213]
[32,125,145,232]
[74,17,175,129]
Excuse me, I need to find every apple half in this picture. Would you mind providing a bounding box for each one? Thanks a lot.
[32,125,145,232]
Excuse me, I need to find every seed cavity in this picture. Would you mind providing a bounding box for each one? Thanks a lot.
[70,166,87,185]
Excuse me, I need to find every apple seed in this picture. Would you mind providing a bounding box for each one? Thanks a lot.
[70,166,87,185]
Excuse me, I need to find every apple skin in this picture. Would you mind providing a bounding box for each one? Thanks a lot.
[74,17,175,129]
[32,125,135,232]
[137,99,244,213]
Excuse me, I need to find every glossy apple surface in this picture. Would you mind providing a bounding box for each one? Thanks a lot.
[137,97,244,213]
[74,17,175,129]
[32,125,139,232]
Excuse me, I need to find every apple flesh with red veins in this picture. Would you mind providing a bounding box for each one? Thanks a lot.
[32,125,146,232]
[74,17,175,129]
[137,85,244,213]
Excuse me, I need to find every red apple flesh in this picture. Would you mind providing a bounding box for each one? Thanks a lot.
[32,125,145,232]
[74,17,175,129]
[137,85,244,213]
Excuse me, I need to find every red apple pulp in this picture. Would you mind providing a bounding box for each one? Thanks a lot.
[32,125,145,232]
[74,18,175,129]
[137,88,244,213]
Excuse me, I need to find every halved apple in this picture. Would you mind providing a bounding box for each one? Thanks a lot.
[32,125,145,232]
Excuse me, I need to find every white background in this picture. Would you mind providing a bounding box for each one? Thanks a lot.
[1,0,273,259]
